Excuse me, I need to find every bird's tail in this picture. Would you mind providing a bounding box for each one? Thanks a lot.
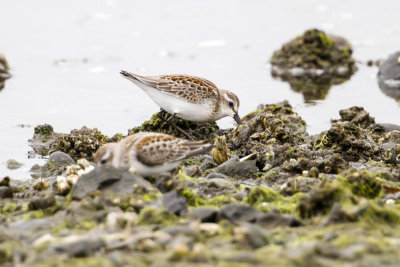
[182,140,214,159]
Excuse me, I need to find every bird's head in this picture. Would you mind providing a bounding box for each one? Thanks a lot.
[220,89,242,124]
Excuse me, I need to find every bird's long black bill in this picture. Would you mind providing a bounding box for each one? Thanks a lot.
[233,113,243,125]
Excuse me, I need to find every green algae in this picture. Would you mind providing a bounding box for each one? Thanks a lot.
[340,169,382,199]
[138,206,178,225]
[245,186,305,214]
[23,210,45,220]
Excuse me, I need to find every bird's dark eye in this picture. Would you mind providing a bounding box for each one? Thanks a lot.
[228,101,234,108]
[100,158,107,164]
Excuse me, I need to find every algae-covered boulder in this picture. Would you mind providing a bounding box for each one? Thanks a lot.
[128,111,219,140]
[29,124,56,156]
[270,29,356,102]
[48,126,122,161]
[378,51,400,101]
[314,106,381,161]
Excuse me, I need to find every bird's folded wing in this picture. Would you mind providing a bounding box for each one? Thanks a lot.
[135,74,219,103]
[136,137,212,166]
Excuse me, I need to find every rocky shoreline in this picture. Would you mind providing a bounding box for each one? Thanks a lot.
[1,101,400,266]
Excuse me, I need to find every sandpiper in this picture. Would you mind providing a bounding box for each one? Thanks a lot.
[94,132,213,177]
[120,71,242,125]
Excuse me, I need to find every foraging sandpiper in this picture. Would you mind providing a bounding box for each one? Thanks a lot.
[120,71,242,125]
[94,132,213,177]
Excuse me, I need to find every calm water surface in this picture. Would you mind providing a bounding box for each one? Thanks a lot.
[1,0,400,179]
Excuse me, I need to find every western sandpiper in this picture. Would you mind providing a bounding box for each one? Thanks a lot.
[94,132,213,177]
[120,71,242,125]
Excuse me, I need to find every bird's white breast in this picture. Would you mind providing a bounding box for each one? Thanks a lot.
[132,80,216,122]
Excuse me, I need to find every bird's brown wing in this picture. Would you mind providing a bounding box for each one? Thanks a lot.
[133,74,220,103]
[134,133,212,166]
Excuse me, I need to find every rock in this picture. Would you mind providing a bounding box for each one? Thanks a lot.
[270,29,356,102]
[48,151,75,166]
[256,212,302,228]
[162,191,187,215]
[6,159,23,170]
[233,223,269,248]
[322,202,356,225]
[0,186,13,198]
[33,180,49,191]
[0,177,10,187]
[28,195,56,210]
[106,212,138,229]
[29,124,56,155]
[155,175,178,193]
[214,156,258,179]
[49,126,123,161]
[71,165,155,200]
[199,223,220,237]
[182,165,202,177]
[219,204,261,223]
[199,160,217,172]
[378,51,400,100]
[188,208,218,222]
[53,236,104,257]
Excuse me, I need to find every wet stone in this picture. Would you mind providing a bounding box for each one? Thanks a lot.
[53,237,104,257]
[256,212,302,228]
[71,165,155,200]
[378,51,400,100]
[0,186,13,198]
[188,208,218,223]
[219,204,261,223]
[48,151,75,166]
[162,190,188,216]
[214,156,258,180]
[28,195,56,210]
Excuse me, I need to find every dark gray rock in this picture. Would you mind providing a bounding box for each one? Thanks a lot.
[71,165,155,200]
[378,51,400,100]
[219,204,261,223]
[256,212,302,228]
[162,224,197,236]
[234,223,270,249]
[182,165,202,177]
[161,190,187,215]
[376,123,400,132]
[214,156,258,179]
[53,237,104,257]
[0,186,13,198]
[199,160,217,172]
[205,172,231,180]
[188,208,218,222]
[49,151,75,166]
[28,195,56,210]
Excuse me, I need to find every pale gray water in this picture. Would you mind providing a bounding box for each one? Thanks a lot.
[1,0,400,179]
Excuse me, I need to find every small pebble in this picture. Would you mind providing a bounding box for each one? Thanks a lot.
[386,199,395,205]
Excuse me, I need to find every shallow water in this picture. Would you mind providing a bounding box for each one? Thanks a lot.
[1,0,400,179]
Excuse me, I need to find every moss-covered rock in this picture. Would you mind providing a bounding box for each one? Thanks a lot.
[270,29,356,102]
[341,169,382,199]
[49,126,123,161]
[271,29,355,71]
[128,112,219,140]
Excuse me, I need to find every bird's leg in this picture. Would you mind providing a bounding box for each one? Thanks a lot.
[156,110,194,140]
[165,113,176,124]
